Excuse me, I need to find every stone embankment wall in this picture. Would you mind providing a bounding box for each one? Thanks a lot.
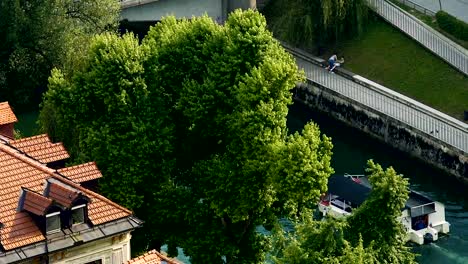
[295,81,468,182]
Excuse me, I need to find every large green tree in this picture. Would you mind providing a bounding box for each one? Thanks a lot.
[262,0,369,51]
[40,10,334,263]
[0,0,119,110]
[271,160,416,263]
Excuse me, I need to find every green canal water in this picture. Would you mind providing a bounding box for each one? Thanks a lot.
[288,103,468,264]
[16,105,468,263]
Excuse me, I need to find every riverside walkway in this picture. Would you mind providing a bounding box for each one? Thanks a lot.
[408,0,468,23]
[282,45,468,154]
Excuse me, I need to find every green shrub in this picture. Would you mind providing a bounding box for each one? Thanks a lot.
[436,11,468,41]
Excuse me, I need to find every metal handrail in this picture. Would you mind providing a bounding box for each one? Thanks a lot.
[281,43,468,154]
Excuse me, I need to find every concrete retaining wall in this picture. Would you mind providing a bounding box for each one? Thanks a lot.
[295,81,468,182]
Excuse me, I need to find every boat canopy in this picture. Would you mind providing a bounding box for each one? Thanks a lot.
[327,175,436,215]
[327,175,370,206]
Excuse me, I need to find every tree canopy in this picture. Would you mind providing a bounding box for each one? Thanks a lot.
[262,0,369,51]
[40,10,334,263]
[271,160,417,264]
[0,0,119,110]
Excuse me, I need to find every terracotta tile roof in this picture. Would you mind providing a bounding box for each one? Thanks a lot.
[20,189,53,216]
[58,162,103,183]
[0,139,133,251]
[127,250,182,264]
[0,102,17,125]
[45,179,81,207]
[10,134,70,164]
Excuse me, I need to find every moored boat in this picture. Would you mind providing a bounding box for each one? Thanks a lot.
[318,174,450,245]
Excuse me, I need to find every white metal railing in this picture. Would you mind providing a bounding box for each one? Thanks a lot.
[367,0,468,76]
[282,45,468,154]
[410,202,436,217]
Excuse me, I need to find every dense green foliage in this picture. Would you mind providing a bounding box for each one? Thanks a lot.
[262,0,369,51]
[272,160,416,264]
[0,0,119,110]
[40,10,334,263]
[436,11,468,41]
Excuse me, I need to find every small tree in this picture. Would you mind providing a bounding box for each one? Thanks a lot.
[346,160,416,263]
[271,160,416,264]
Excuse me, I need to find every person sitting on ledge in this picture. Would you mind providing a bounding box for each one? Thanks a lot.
[325,54,345,73]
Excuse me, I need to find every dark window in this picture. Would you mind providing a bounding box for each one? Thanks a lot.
[85,260,102,264]
[46,212,61,233]
[71,204,86,225]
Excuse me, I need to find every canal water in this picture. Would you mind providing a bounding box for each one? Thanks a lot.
[288,103,468,264]
[16,105,468,263]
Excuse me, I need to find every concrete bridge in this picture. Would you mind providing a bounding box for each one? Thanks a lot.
[120,0,258,22]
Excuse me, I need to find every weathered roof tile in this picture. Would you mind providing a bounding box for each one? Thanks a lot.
[126,250,182,264]
[10,135,70,164]
[0,102,17,125]
[58,162,103,183]
[21,189,53,216]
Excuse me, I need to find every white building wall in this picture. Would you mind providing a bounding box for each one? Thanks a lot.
[121,0,223,22]
[49,233,132,264]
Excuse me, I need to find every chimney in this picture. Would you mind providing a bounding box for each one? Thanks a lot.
[0,102,18,139]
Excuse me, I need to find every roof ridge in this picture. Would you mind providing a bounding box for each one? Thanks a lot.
[51,174,133,215]
[59,161,96,171]
[0,141,56,175]
[10,134,48,144]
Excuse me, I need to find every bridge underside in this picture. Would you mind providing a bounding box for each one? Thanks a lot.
[120,0,257,22]
[121,0,223,22]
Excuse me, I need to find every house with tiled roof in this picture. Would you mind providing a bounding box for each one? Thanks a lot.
[0,102,143,263]
[126,250,182,264]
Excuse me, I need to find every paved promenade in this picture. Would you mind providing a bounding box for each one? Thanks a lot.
[409,0,468,23]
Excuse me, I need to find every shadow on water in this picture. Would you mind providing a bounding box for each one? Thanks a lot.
[287,102,468,264]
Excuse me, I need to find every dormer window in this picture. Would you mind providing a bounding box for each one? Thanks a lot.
[71,204,86,225]
[46,212,61,233]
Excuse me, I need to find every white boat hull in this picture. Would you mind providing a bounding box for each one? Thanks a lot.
[318,201,450,245]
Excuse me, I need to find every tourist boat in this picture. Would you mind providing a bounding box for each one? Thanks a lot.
[318,174,450,245]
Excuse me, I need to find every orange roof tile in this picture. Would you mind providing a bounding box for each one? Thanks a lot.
[58,162,103,183]
[0,138,133,251]
[10,134,70,164]
[0,102,17,125]
[127,250,182,264]
[21,189,53,216]
[45,181,81,207]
